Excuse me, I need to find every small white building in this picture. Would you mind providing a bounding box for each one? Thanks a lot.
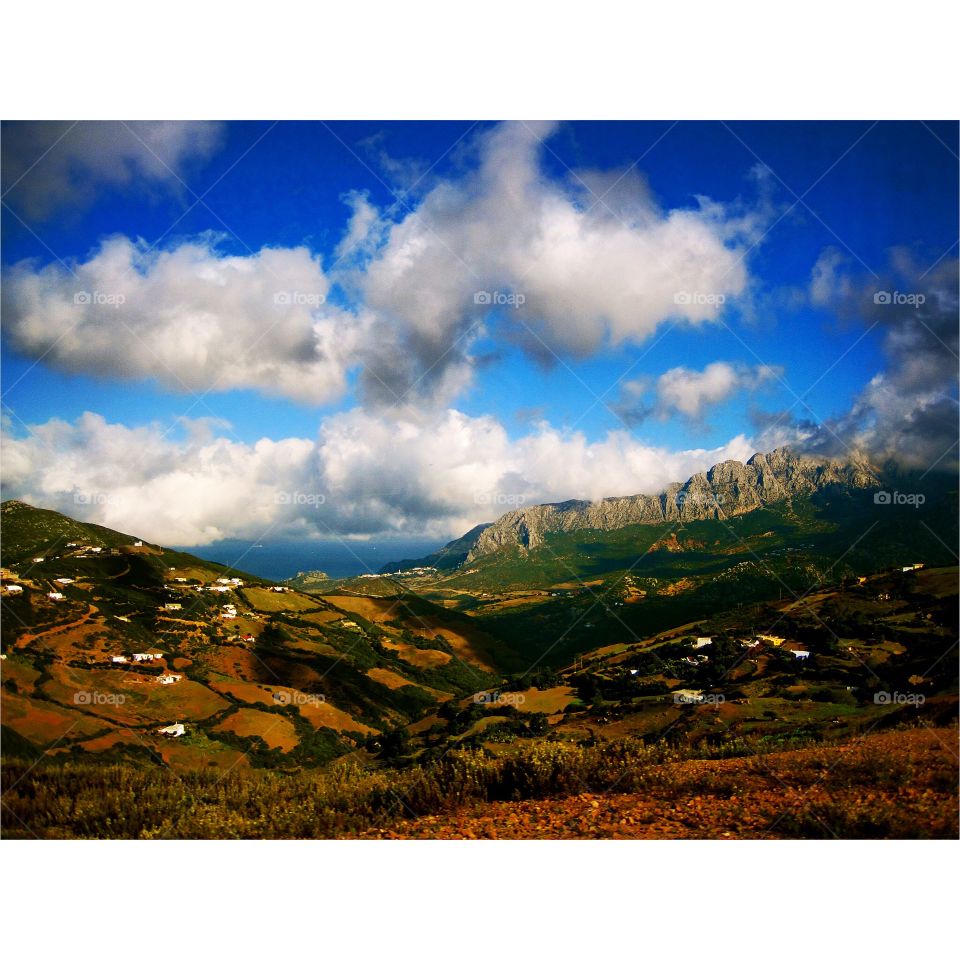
[132,652,163,662]
[32,557,45,563]
[88,547,102,554]
[740,639,760,648]
[156,674,183,685]
[791,650,811,660]
[163,603,183,611]
[157,722,185,737]
[692,637,713,649]
[111,655,129,664]
[5,584,23,594]
[133,541,143,547]
[55,578,75,585]
[47,591,65,601]
[173,577,188,583]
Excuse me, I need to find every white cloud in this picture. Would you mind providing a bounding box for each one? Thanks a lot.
[655,361,781,419]
[1,235,368,404]
[2,121,770,410]
[615,361,781,424]
[1,408,757,546]
[2,121,224,219]
[352,121,763,400]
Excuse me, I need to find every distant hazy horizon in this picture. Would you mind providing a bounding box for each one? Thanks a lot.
[175,537,447,580]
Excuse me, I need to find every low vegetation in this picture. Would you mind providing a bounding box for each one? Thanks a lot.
[3,724,954,839]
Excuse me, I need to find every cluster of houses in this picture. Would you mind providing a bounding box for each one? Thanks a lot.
[112,652,163,663]
[109,651,182,684]
[221,603,237,620]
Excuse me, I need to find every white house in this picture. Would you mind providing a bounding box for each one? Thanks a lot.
[692,637,713,649]
[55,577,75,585]
[133,540,143,547]
[740,639,760,648]
[32,557,45,563]
[163,603,182,611]
[157,722,185,737]
[216,578,231,585]
[156,673,183,685]
[88,547,102,554]
[65,542,78,548]
[210,585,231,593]
[240,634,256,643]
[132,652,162,662]
[791,650,811,660]
[47,591,65,601]
[173,577,188,583]
[5,584,23,594]
[111,655,129,664]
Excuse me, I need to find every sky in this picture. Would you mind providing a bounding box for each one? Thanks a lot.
[1,120,957,547]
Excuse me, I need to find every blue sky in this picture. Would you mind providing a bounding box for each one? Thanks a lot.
[2,120,957,544]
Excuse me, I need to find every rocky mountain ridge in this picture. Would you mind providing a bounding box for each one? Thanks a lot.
[445,447,880,562]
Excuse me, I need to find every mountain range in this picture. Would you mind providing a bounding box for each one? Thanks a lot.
[385,447,881,571]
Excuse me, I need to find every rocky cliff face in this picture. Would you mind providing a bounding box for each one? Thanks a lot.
[466,448,879,560]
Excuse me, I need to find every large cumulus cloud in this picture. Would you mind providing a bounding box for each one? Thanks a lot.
[1,235,370,404]
[1,409,755,545]
[3,121,766,408]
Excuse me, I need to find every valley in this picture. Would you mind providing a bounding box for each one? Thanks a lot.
[2,449,957,839]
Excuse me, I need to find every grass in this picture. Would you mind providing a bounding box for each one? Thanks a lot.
[3,723,954,839]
